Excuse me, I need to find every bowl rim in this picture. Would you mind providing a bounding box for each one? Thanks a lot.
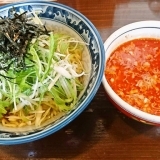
[0,1,105,145]
[102,20,160,124]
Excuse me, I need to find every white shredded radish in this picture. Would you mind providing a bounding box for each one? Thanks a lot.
[54,66,72,79]
[48,73,61,90]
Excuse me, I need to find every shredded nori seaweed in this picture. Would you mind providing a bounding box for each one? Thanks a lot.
[0,8,48,78]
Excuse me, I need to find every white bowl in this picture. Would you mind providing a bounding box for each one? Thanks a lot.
[102,21,160,125]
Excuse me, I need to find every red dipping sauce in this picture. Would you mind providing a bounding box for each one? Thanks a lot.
[105,38,160,116]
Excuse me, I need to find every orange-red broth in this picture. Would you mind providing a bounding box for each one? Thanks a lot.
[105,38,160,116]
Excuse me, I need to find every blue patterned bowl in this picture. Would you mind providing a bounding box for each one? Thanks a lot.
[0,1,105,144]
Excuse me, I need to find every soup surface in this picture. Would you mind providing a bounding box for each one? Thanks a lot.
[105,38,160,115]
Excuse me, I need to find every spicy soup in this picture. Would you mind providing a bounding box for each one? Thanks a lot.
[105,38,160,116]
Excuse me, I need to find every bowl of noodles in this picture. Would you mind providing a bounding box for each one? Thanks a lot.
[103,21,160,125]
[0,1,105,144]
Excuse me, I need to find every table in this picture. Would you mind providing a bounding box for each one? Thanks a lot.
[1,0,160,159]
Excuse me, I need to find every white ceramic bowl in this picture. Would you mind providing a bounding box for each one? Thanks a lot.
[102,21,160,125]
[0,1,105,145]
